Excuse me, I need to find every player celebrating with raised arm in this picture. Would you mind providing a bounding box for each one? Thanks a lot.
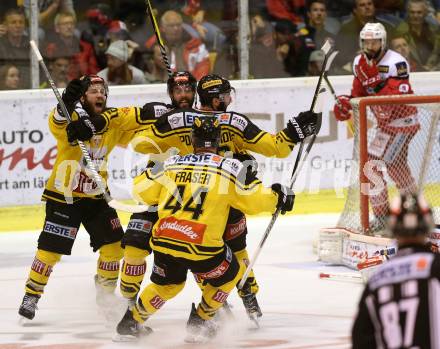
[125,74,318,323]
[114,116,295,343]
[333,23,419,233]
[18,75,154,321]
[352,193,437,348]
[119,71,199,304]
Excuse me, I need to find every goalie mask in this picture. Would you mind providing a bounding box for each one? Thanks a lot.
[197,74,233,111]
[359,22,387,60]
[191,116,221,149]
[167,71,197,108]
[388,193,434,238]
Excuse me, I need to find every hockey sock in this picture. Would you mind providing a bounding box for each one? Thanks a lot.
[25,249,62,296]
[193,273,207,292]
[120,246,150,300]
[96,242,123,292]
[134,282,185,322]
[198,262,245,320]
[234,249,259,297]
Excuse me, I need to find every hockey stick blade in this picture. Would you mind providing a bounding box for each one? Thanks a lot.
[30,40,150,214]
[324,50,338,73]
[108,200,149,213]
[319,272,363,283]
[321,39,332,55]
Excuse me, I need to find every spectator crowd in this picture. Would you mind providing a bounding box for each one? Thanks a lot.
[1,0,440,90]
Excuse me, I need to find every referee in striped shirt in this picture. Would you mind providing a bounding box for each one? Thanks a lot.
[352,192,438,349]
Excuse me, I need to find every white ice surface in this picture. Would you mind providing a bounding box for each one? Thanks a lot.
[0,214,363,349]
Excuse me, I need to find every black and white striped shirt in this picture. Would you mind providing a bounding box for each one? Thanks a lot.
[352,244,440,349]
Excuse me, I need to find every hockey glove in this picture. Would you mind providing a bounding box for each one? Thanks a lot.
[66,108,106,143]
[234,152,258,184]
[271,183,295,214]
[333,95,352,121]
[355,55,382,90]
[57,78,89,117]
[286,111,319,143]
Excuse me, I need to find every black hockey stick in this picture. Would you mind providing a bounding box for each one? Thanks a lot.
[238,41,338,290]
[29,41,149,213]
[145,0,172,77]
[324,74,354,133]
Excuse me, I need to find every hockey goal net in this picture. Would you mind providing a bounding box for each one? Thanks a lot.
[338,94,440,236]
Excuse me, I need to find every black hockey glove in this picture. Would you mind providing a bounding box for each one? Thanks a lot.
[66,113,106,143]
[57,78,89,117]
[234,152,258,184]
[271,183,295,214]
[286,111,320,143]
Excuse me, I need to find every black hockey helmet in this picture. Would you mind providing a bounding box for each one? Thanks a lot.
[80,74,109,97]
[388,193,434,238]
[197,74,232,107]
[167,71,197,95]
[191,115,221,149]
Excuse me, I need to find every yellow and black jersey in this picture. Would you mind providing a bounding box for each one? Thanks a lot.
[132,108,296,158]
[116,102,173,146]
[43,106,150,203]
[132,152,278,261]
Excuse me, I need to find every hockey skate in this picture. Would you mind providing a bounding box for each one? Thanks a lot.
[94,274,122,322]
[212,300,234,327]
[241,290,262,328]
[113,308,153,342]
[18,293,40,320]
[184,303,218,343]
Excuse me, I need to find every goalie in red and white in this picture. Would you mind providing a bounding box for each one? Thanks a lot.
[333,22,419,232]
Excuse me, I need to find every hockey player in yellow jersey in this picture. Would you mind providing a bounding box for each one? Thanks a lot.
[114,115,295,343]
[122,74,318,323]
[18,75,152,321]
[119,72,198,304]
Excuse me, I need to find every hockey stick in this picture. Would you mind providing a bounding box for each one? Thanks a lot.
[29,40,149,213]
[238,41,338,290]
[145,0,172,76]
[319,272,363,283]
[323,74,355,134]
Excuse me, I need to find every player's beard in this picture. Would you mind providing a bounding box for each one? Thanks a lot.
[82,98,107,116]
[173,96,194,108]
[364,48,382,61]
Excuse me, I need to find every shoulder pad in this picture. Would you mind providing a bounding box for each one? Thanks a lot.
[141,102,171,120]
[369,253,434,290]
[394,60,409,78]
[221,158,242,177]
[227,111,250,132]
[164,154,181,168]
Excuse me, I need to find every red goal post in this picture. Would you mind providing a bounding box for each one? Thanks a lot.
[353,94,440,232]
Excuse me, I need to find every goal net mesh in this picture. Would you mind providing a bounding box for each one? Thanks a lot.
[337,94,440,235]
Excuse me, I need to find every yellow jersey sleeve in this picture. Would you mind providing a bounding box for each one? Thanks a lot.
[131,109,296,158]
[100,107,152,132]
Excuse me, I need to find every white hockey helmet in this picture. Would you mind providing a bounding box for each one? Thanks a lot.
[359,22,387,53]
